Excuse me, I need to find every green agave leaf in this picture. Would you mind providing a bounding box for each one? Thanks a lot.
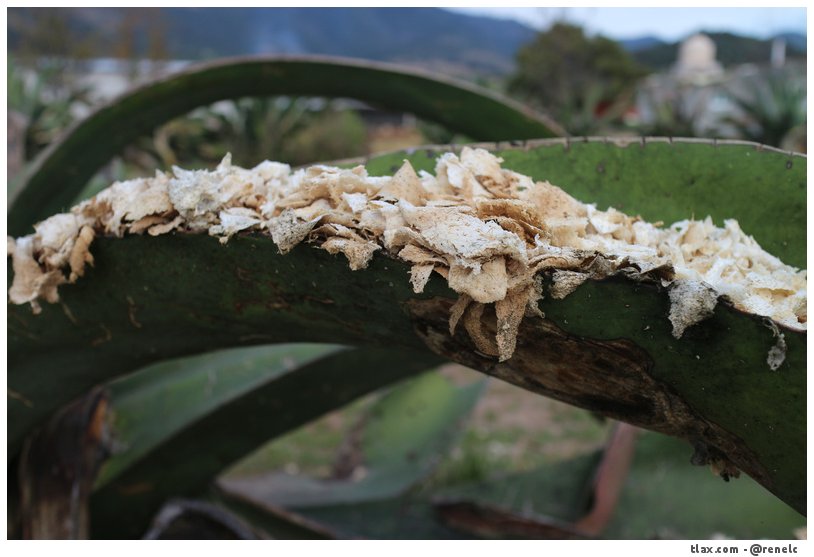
[209,491,339,540]
[7,233,449,458]
[604,432,804,539]
[142,498,266,540]
[288,454,602,540]
[8,56,562,236]
[225,430,800,540]
[268,431,801,540]
[218,491,465,540]
[434,432,803,539]
[8,139,806,515]
[96,344,344,488]
[89,346,444,539]
[218,372,486,509]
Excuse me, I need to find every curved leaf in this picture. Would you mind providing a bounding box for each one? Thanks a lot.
[8,139,806,514]
[95,343,345,487]
[89,345,444,538]
[8,56,563,236]
[437,432,803,539]
[225,431,802,539]
[218,372,486,509]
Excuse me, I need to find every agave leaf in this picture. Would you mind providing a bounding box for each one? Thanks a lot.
[8,139,806,514]
[214,486,465,539]
[142,498,265,540]
[95,344,344,488]
[89,346,444,539]
[220,449,602,539]
[7,56,562,236]
[209,491,339,540]
[218,372,486,509]
[233,431,801,540]
[434,432,804,539]
[604,432,804,539]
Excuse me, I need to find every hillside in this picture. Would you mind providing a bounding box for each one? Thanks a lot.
[7,7,536,77]
[7,7,806,77]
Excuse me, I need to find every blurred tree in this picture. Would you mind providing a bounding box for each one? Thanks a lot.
[147,11,169,63]
[508,23,646,135]
[14,8,94,65]
[12,7,96,94]
[725,74,806,149]
[113,11,138,60]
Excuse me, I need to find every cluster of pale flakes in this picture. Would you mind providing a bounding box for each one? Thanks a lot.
[8,148,806,362]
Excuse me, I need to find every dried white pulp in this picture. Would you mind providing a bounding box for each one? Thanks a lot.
[8,148,806,362]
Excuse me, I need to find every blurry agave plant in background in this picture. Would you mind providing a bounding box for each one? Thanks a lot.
[635,85,706,138]
[725,73,806,150]
[7,59,369,192]
[74,97,371,201]
[108,97,370,187]
[146,97,369,170]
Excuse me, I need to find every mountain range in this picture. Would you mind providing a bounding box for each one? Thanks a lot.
[7,7,806,76]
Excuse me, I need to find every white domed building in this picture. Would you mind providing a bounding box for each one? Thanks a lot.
[673,33,724,83]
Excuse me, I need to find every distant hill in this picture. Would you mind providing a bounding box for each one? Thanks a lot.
[629,31,806,70]
[7,7,536,76]
[8,8,806,76]
[620,36,666,52]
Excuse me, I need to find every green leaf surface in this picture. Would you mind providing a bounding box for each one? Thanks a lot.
[368,138,805,513]
[537,276,806,516]
[440,432,804,539]
[8,56,562,236]
[604,432,804,539]
[296,454,601,540]
[89,346,444,539]
[95,343,344,487]
[209,490,338,540]
[219,372,485,509]
[7,235,454,460]
[246,496,466,540]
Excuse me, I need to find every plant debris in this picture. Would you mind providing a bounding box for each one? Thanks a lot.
[8,149,807,362]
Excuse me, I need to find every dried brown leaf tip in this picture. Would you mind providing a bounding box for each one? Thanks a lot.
[8,148,806,363]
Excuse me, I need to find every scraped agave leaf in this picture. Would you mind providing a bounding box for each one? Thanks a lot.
[8,139,806,515]
[8,146,806,364]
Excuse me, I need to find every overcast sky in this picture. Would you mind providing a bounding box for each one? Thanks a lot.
[450,7,806,41]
